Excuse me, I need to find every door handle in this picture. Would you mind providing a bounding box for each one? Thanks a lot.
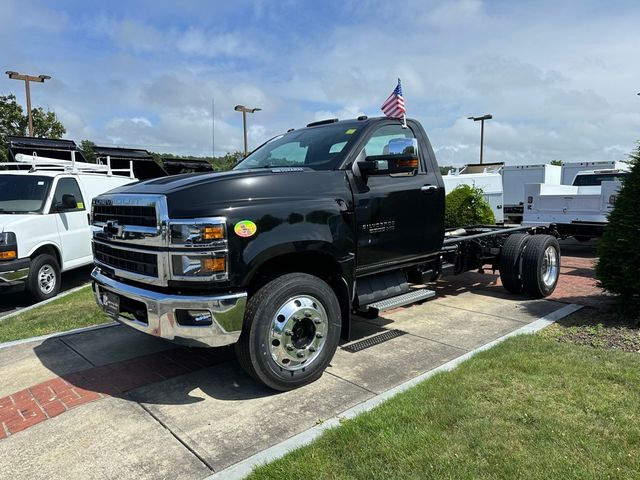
[421,185,438,194]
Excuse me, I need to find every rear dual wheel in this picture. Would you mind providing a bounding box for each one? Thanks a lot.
[521,235,561,297]
[235,273,342,391]
[499,234,560,298]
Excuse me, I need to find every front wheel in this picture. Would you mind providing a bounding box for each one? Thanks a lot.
[27,254,61,302]
[235,273,342,391]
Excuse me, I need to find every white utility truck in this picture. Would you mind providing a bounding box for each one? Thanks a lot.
[0,153,136,300]
[561,161,628,185]
[443,163,504,223]
[522,168,629,241]
[501,164,562,224]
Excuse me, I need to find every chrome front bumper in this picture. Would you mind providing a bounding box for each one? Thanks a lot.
[91,267,247,347]
[0,258,30,287]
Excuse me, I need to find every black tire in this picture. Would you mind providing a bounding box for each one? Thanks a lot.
[499,233,531,294]
[521,235,561,297]
[27,254,61,302]
[235,273,342,391]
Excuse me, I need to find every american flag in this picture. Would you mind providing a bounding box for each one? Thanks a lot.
[381,78,406,119]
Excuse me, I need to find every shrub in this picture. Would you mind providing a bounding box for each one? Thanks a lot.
[445,184,495,228]
[596,147,640,306]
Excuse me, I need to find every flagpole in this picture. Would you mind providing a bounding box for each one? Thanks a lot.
[402,113,407,129]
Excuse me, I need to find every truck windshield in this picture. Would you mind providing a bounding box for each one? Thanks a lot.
[234,124,359,171]
[0,175,52,214]
[573,172,629,186]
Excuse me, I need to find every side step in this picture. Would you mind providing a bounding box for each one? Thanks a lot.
[359,288,436,318]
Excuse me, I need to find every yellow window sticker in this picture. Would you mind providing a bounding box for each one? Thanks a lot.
[345,128,356,134]
[77,202,84,209]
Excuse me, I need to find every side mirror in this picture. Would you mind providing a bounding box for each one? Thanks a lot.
[60,194,77,210]
[357,138,420,177]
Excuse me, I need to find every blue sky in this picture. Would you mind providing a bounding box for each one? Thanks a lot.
[2,0,640,165]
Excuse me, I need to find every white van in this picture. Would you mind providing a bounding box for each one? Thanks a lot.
[0,154,137,300]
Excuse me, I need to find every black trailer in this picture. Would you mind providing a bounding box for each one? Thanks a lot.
[93,146,168,181]
[162,158,214,176]
[4,136,89,168]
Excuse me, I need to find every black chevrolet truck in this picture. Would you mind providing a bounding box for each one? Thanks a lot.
[90,116,560,390]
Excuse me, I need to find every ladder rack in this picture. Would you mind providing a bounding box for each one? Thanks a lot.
[4,152,135,179]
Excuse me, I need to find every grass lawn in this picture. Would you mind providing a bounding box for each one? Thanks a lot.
[0,287,109,343]
[249,314,640,479]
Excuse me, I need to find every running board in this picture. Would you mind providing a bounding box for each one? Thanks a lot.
[358,288,436,318]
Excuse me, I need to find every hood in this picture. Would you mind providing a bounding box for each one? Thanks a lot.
[0,213,42,232]
[98,168,349,219]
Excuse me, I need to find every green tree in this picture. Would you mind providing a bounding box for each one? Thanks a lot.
[550,160,563,166]
[0,94,26,161]
[0,94,66,161]
[31,108,66,139]
[80,139,97,163]
[212,151,243,171]
[445,184,495,228]
[595,146,640,310]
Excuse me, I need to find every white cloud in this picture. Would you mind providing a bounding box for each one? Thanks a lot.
[425,0,485,27]
[4,1,640,167]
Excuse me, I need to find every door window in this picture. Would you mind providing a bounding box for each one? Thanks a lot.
[52,178,85,212]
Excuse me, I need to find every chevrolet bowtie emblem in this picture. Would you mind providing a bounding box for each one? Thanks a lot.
[104,221,124,238]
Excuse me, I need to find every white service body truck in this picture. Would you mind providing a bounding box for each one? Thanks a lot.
[561,161,628,185]
[501,164,562,223]
[522,169,629,240]
[0,154,136,300]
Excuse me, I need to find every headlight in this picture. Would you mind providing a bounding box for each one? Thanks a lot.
[0,232,17,260]
[171,253,227,279]
[170,222,225,245]
[0,232,16,245]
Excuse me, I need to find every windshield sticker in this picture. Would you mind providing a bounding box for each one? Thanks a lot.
[77,202,84,209]
[234,220,257,238]
[37,181,45,185]
[345,128,357,134]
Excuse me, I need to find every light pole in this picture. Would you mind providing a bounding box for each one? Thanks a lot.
[5,71,52,137]
[234,104,261,156]
[467,114,492,165]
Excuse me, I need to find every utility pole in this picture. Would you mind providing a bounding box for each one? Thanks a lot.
[467,114,492,165]
[234,104,262,156]
[211,97,216,161]
[5,71,52,137]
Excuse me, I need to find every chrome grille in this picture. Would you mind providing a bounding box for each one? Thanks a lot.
[93,204,157,227]
[93,242,158,277]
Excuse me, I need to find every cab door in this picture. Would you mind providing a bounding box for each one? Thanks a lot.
[350,121,444,274]
[51,177,91,269]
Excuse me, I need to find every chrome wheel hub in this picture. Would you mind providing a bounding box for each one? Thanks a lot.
[269,295,328,371]
[38,265,56,294]
[541,246,559,288]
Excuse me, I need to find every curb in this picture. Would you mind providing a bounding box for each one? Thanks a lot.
[0,321,118,350]
[206,303,583,480]
[0,283,91,323]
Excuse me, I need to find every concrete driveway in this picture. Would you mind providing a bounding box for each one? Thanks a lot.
[0,254,599,479]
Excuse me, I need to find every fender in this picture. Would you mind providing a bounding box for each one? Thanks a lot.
[26,241,63,267]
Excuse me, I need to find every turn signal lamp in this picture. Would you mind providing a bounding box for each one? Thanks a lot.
[397,158,419,168]
[201,257,225,273]
[201,225,224,241]
[0,250,16,260]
